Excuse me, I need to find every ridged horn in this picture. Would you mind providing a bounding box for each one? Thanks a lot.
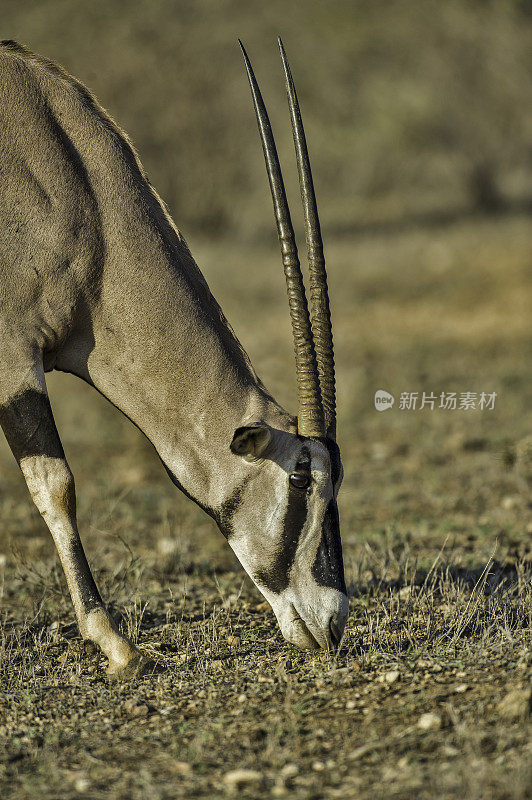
[278,38,337,441]
[239,40,325,438]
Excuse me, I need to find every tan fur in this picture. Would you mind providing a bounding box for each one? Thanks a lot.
[0,42,348,666]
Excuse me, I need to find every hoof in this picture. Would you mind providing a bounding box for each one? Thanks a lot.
[106,653,154,681]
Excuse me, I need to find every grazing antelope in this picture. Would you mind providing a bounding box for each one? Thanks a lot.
[0,38,348,677]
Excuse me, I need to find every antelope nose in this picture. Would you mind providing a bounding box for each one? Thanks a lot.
[328,613,344,649]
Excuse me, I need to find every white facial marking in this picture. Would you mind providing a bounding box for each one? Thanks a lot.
[227,437,348,650]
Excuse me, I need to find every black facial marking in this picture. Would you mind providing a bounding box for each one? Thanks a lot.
[255,448,310,593]
[0,389,65,463]
[215,479,249,539]
[311,438,347,593]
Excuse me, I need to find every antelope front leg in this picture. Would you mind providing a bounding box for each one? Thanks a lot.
[0,370,141,677]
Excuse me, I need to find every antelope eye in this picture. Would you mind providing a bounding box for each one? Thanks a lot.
[289,472,310,490]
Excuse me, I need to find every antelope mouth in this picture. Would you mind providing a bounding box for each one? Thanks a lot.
[287,606,323,650]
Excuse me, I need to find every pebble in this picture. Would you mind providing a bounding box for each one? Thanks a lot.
[226,635,241,647]
[223,769,262,787]
[501,495,521,510]
[380,669,400,684]
[417,712,442,731]
[174,762,192,775]
[497,687,531,721]
[454,683,469,694]
[123,699,149,717]
[280,763,299,779]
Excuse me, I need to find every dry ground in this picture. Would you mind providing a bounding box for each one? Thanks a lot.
[0,215,530,799]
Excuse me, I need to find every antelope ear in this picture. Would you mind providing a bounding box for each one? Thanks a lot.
[230,424,272,460]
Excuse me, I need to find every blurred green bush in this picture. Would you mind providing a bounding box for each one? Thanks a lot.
[3,0,532,239]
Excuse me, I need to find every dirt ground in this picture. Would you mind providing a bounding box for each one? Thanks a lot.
[0,215,530,799]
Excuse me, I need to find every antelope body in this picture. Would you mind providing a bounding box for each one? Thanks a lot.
[0,39,347,677]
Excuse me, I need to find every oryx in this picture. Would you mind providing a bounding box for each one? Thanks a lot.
[0,38,348,677]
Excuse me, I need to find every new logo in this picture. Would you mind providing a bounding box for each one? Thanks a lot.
[374,390,395,411]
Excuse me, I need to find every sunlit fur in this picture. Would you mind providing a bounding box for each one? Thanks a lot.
[0,41,347,673]
[226,431,348,649]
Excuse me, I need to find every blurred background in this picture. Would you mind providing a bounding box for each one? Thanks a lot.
[4,0,532,238]
[1,6,531,795]
[0,0,530,571]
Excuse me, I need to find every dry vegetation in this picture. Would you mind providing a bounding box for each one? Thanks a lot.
[1,216,530,799]
[1,1,531,798]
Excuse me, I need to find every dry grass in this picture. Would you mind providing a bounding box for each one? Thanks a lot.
[0,215,530,799]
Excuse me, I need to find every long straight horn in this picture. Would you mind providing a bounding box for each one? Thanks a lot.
[239,40,325,438]
[278,38,337,440]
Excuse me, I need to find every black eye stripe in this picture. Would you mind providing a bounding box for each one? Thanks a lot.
[289,472,310,489]
[295,445,311,472]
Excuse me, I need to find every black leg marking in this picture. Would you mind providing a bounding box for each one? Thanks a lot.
[0,389,64,461]
[67,538,103,613]
[0,388,103,611]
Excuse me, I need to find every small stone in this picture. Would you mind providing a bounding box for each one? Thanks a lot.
[443,745,459,757]
[312,760,325,771]
[346,699,356,709]
[157,537,177,556]
[74,778,90,793]
[280,763,299,779]
[417,712,442,731]
[371,442,389,462]
[174,762,192,775]
[497,687,531,721]
[124,699,149,716]
[381,669,400,684]
[501,495,521,510]
[223,769,262,788]
[227,635,241,647]
[237,693,247,704]
[454,684,468,694]
[349,744,372,760]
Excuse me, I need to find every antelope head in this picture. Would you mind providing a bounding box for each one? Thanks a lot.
[220,41,348,651]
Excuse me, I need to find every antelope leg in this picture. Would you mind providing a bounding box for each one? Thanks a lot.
[0,353,141,676]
